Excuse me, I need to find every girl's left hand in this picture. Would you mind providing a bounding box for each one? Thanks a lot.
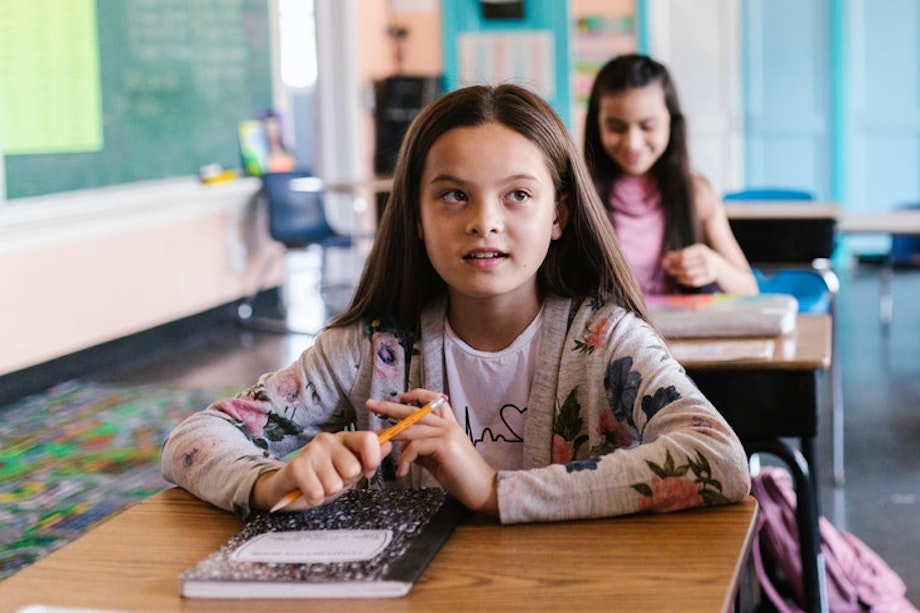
[662,243,722,289]
[365,390,498,516]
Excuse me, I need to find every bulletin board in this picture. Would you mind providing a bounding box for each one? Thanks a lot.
[0,0,272,199]
[440,0,572,128]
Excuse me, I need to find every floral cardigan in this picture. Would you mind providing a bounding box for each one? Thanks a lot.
[160,294,750,523]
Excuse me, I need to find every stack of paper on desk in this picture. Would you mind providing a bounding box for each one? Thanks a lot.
[667,339,776,362]
[180,488,467,599]
[647,293,798,339]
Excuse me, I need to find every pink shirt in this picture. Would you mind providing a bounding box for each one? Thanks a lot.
[607,175,669,295]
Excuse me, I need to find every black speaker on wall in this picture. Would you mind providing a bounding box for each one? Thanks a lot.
[481,0,525,20]
[373,75,443,176]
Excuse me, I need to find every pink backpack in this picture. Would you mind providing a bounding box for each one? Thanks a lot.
[751,466,917,612]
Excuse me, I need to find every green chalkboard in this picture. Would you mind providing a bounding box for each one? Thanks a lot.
[3,0,272,199]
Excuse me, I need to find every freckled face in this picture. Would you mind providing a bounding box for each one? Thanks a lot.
[417,123,567,307]
[597,83,671,177]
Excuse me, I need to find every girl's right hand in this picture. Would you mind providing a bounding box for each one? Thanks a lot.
[662,243,722,289]
[251,431,392,511]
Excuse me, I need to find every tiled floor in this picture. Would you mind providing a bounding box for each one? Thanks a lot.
[93,250,920,606]
[821,261,920,604]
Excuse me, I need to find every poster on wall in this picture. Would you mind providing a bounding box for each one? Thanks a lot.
[457,31,554,98]
[573,13,636,104]
[0,0,103,155]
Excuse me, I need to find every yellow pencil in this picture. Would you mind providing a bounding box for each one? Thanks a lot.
[269,397,445,513]
[376,396,442,443]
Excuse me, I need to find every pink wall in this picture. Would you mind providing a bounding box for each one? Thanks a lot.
[0,180,281,376]
[356,1,443,175]
[354,0,635,156]
[359,0,443,80]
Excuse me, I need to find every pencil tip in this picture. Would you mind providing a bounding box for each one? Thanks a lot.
[270,491,299,513]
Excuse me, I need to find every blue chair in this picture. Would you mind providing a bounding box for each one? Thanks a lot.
[875,202,920,326]
[723,187,815,202]
[723,188,845,486]
[237,170,358,335]
[888,203,920,268]
[753,268,835,314]
[723,188,839,302]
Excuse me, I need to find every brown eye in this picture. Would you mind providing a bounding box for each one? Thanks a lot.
[441,189,466,203]
[507,190,529,203]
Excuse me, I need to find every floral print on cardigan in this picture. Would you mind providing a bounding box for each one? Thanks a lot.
[161,294,750,523]
[550,298,739,514]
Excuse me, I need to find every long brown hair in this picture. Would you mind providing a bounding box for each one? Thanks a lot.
[583,54,698,252]
[331,83,649,331]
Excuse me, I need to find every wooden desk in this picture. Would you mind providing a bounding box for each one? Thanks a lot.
[724,201,841,221]
[669,314,832,613]
[723,202,839,265]
[839,209,920,234]
[323,177,394,221]
[0,488,757,613]
[324,176,394,196]
[840,209,920,325]
[722,202,845,489]
[669,313,831,371]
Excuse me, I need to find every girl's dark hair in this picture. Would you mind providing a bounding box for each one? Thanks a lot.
[331,83,648,331]
[583,54,698,253]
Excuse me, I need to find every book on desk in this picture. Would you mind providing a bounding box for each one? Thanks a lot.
[180,487,467,599]
[647,293,798,339]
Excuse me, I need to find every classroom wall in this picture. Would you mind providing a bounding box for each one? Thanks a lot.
[0,0,632,380]
[647,0,742,195]
[358,0,443,78]
[0,179,282,377]
[355,0,444,181]
[570,0,638,148]
[0,0,380,381]
[0,0,284,379]
[18,0,911,379]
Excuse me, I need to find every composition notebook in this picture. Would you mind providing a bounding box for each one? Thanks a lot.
[646,293,799,339]
[180,487,467,599]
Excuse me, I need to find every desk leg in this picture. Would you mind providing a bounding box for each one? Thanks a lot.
[880,262,893,328]
[826,295,846,487]
[749,439,828,613]
[830,364,845,486]
[688,370,826,610]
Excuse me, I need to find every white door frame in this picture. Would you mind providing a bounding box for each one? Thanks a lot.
[646,0,743,195]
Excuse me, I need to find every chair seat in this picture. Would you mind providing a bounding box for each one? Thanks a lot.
[888,203,920,267]
[723,188,814,201]
[889,235,920,267]
[754,269,832,314]
[282,233,353,251]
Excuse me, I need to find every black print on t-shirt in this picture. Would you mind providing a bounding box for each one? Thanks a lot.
[463,404,526,447]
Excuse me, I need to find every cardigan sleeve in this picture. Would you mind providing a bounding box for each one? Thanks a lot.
[495,303,751,524]
[160,324,368,518]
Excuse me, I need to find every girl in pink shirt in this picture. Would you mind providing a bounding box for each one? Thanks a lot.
[583,54,756,296]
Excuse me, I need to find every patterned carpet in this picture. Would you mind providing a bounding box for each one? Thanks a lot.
[0,379,229,579]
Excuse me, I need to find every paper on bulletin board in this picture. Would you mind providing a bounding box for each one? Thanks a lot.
[573,13,636,104]
[0,0,103,155]
[457,31,554,98]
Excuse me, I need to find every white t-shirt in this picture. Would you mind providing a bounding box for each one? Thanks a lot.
[443,310,542,471]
